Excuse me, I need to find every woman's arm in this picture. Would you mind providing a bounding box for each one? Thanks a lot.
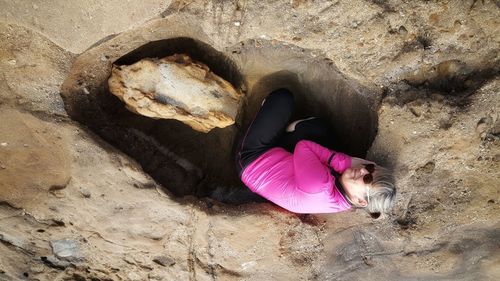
[293,140,352,192]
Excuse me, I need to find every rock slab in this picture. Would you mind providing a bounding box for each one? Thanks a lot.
[108,54,243,133]
[50,239,84,262]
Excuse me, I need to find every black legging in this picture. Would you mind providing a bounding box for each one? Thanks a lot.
[236,88,333,176]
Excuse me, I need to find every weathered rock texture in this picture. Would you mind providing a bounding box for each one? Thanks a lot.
[0,0,171,53]
[0,1,499,281]
[0,108,71,208]
[108,54,242,132]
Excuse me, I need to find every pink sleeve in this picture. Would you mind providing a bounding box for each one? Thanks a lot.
[293,140,352,192]
[329,150,352,174]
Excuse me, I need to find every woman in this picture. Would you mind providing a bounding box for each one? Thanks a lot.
[236,88,396,216]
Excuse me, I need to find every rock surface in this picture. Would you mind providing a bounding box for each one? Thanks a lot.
[50,239,84,262]
[0,108,71,208]
[0,0,171,53]
[0,1,499,281]
[108,54,243,132]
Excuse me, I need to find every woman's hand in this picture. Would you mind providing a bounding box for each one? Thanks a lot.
[350,157,375,167]
[286,117,316,132]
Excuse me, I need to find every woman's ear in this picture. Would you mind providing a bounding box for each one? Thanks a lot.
[357,198,368,207]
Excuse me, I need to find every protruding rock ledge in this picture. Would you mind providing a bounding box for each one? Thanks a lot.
[108,54,243,133]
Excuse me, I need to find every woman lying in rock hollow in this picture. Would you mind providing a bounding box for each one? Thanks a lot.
[236,89,396,217]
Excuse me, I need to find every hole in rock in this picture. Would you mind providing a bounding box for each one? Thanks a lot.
[239,69,377,158]
[61,37,379,204]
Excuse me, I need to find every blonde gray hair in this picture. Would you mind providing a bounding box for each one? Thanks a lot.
[366,166,396,217]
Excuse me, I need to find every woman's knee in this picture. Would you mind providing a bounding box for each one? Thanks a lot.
[295,117,332,140]
[266,88,294,107]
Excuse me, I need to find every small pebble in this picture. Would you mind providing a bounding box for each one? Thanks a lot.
[79,188,91,198]
[1,143,7,146]
[234,21,241,26]
[152,255,175,267]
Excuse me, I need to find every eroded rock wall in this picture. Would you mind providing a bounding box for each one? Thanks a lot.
[0,1,499,280]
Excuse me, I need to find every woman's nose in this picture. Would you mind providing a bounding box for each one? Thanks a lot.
[359,168,369,175]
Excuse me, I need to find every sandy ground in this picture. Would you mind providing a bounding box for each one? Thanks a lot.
[0,1,499,280]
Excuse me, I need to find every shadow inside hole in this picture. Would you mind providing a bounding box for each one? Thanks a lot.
[295,81,376,157]
[244,71,377,157]
[241,70,304,126]
[94,38,246,199]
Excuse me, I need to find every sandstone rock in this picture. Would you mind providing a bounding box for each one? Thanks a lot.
[2,1,500,281]
[108,54,243,133]
[29,264,45,274]
[79,188,91,198]
[0,232,27,252]
[152,255,176,267]
[50,239,84,262]
[127,271,144,281]
[42,255,71,269]
[0,1,170,53]
[0,108,71,208]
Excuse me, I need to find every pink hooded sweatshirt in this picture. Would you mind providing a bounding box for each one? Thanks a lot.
[241,140,353,214]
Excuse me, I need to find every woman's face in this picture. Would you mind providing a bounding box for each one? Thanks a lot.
[340,165,373,207]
